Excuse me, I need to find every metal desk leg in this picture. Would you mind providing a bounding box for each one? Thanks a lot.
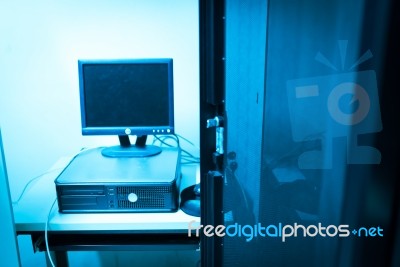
[46,251,68,267]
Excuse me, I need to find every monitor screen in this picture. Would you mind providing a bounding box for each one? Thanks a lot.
[78,58,174,157]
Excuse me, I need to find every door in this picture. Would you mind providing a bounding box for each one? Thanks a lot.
[200,0,400,266]
[199,0,225,266]
[0,129,21,267]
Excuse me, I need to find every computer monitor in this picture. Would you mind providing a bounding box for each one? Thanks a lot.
[78,58,174,157]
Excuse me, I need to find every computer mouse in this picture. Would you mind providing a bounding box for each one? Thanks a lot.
[180,184,200,217]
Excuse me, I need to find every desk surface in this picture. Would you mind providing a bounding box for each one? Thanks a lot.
[13,155,200,234]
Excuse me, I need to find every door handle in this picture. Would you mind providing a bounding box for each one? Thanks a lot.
[206,116,224,155]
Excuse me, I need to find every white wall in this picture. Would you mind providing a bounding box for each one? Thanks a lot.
[0,0,199,265]
[0,0,199,200]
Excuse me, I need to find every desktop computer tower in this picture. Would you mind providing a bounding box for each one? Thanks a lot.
[55,146,181,213]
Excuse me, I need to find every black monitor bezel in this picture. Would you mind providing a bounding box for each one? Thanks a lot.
[78,58,175,137]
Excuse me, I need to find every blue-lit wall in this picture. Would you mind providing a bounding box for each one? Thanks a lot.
[0,0,199,266]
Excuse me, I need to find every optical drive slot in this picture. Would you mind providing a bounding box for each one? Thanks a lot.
[61,186,105,196]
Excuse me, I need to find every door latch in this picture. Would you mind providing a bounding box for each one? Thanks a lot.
[206,116,224,155]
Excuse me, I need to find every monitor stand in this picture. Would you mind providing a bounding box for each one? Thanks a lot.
[101,135,162,158]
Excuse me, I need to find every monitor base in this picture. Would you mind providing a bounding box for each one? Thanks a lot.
[101,145,162,158]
